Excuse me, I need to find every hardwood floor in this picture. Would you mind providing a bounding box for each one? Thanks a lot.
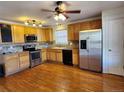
[0,62,124,92]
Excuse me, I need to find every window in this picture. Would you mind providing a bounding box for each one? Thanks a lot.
[55,30,68,44]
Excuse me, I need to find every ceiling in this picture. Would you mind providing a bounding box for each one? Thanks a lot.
[0,1,124,26]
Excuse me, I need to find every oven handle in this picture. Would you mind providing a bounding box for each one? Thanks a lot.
[30,50,40,53]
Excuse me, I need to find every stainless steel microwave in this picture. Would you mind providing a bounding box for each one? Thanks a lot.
[24,34,37,43]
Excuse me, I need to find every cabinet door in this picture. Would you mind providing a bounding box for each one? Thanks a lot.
[90,19,102,29]
[37,28,42,42]
[40,28,47,42]
[68,25,75,41]
[73,49,79,65]
[56,52,62,62]
[80,21,91,31]
[19,52,30,70]
[50,51,56,61]
[41,49,47,62]
[12,25,25,43]
[4,55,19,76]
[74,23,80,40]
[49,28,53,42]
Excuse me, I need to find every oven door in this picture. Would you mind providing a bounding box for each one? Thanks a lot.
[30,51,40,61]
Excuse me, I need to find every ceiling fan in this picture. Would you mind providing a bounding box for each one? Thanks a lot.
[41,1,81,21]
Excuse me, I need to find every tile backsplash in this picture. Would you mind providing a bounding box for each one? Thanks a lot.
[0,40,79,54]
[0,45,23,54]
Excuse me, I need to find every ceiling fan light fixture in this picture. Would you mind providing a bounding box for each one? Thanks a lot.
[59,14,66,21]
[54,15,59,21]
[33,23,36,27]
[25,21,28,25]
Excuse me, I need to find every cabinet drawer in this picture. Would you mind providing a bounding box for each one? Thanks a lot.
[19,51,29,56]
[20,56,29,62]
[4,54,18,61]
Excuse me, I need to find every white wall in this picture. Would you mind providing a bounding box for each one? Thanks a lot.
[102,6,124,73]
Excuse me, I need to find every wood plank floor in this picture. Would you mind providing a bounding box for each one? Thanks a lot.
[0,62,124,92]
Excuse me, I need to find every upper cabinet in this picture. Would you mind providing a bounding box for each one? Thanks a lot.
[67,19,102,41]
[11,25,25,43]
[0,24,12,43]
[40,28,53,42]
[24,26,37,35]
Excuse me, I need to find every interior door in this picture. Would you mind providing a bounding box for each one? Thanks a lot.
[79,32,89,69]
[108,18,124,76]
[88,31,102,72]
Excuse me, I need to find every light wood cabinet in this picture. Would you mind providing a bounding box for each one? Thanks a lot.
[3,54,20,76]
[41,49,47,62]
[68,24,75,41]
[11,25,25,43]
[67,19,102,40]
[19,51,30,70]
[24,26,37,35]
[43,49,62,62]
[56,49,62,62]
[41,28,53,42]
[0,52,30,76]
[72,49,79,65]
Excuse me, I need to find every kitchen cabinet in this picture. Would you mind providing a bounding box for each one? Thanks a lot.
[0,52,30,76]
[41,49,47,62]
[3,54,20,76]
[19,51,30,70]
[72,49,79,65]
[67,24,75,41]
[67,19,102,40]
[11,25,25,43]
[56,49,62,62]
[90,19,102,29]
[24,26,37,35]
[41,28,53,42]
[44,49,63,62]
[47,49,56,61]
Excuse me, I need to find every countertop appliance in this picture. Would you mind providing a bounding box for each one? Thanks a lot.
[79,29,102,72]
[24,34,37,43]
[62,49,73,65]
[23,44,41,68]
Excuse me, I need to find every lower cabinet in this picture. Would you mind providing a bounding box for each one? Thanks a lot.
[72,49,79,65]
[2,51,30,76]
[19,51,30,70]
[41,49,47,62]
[56,50,63,62]
[41,48,79,65]
[4,54,20,76]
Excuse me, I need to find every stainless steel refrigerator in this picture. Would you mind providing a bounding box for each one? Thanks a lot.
[79,29,102,72]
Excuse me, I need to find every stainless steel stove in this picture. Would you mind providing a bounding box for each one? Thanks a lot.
[23,44,41,68]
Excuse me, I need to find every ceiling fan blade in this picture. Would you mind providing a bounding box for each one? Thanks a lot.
[63,1,70,6]
[64,10,81,13]
[41,9,55,12]
[47,15,53,19]
[62,13,69,19]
